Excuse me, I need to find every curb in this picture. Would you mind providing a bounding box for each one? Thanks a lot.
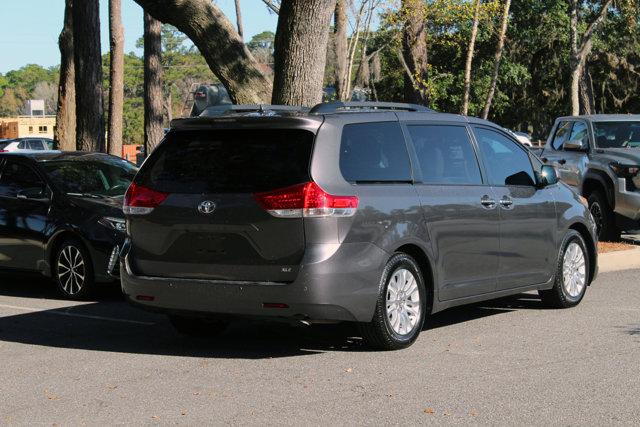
[598,247,640,273]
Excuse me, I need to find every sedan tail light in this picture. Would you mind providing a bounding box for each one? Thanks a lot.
[123,182,168,215]
[254,182,358,218]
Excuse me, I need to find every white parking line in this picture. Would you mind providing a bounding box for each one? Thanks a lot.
[0,303,155,326]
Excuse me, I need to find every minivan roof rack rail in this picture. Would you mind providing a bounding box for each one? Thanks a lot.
[309,101,434,114]
[199,104,310,117]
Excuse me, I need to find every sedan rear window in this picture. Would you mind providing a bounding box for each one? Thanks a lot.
[138,129,314,194]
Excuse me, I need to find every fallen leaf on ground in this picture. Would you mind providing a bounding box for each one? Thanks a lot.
[44,390,58,401]
[423,408,435,414]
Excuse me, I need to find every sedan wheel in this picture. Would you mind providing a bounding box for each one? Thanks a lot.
[54,239,94,299]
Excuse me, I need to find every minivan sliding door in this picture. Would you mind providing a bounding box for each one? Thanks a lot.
[405,123,499,301]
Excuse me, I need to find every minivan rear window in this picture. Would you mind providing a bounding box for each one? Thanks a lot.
[137,129,314,193]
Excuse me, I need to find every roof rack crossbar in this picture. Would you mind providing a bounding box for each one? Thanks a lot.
[309,101,433,114]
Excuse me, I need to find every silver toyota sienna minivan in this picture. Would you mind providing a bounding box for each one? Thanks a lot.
[120,102,598,350]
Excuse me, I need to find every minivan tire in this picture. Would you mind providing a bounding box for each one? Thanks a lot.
[168,315,229,337]
[53,238,95,300]
[359,253,427,350]
[539,230,590,309]
[588,191,619,241]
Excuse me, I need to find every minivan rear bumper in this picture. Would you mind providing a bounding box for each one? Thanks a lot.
[120,242,388,323]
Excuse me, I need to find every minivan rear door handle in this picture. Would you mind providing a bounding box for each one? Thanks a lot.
[480,196,497,209]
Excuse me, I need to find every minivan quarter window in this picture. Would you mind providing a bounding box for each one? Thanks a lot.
[407,124,482,185]
[474,126,536,187]
[339,122,412,183]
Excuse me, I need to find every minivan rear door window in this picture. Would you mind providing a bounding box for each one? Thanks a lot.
[407,124,482,185]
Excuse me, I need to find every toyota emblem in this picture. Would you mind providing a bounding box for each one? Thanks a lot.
[198,200,217,214]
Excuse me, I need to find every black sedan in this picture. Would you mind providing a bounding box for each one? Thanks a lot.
[0,151,137,299]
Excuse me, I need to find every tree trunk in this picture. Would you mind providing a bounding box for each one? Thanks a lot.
[354,1,377,90]
[144,12,164,153]
[133,0,271,104]
[234,0,244,41]
[55,0,76,151]
[272,0,336,106]
[334,0,348,101]
[73,0,104,151]
[579,66,596,114]
[461,0,481,116]
[569,0,580,115]
[569,0,612,115]
[401,0,428,105]
[164,89,173,123]
[344,1,368,100]
[481,0,511,120]
[108,0,125,157]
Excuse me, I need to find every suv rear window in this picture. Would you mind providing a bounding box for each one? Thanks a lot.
[339,122,412,183]
[138,129,314,193]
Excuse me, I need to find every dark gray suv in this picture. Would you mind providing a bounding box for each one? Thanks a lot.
[120,102,598,350]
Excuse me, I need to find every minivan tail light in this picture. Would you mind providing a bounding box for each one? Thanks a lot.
[253,182,358,218]
[123,182,169,215]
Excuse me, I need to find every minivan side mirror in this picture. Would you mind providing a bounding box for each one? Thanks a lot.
[563,139,588,152]
[537,165,558,188]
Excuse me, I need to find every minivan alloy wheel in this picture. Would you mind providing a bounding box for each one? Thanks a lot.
[562,242,586,298]
[386,268,421,336]
[57,245,86,295]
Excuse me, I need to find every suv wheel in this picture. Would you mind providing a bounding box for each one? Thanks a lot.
[168,315,229,337]
[359,253,427,350]
[54,238,95,300]
[588,191,620,241]
[539,230,589,308]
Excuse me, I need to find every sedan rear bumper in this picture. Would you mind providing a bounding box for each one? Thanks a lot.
[120,242,389,323]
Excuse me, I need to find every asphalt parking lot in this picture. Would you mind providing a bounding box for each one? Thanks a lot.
[1,269,639,425]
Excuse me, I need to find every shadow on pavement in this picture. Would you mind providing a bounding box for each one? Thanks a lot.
[0,271,123,301]
[0,275,546,359]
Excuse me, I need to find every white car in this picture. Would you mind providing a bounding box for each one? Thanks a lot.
[513,131,533,147]
[504,129,533,147]
[0,138,53,152]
